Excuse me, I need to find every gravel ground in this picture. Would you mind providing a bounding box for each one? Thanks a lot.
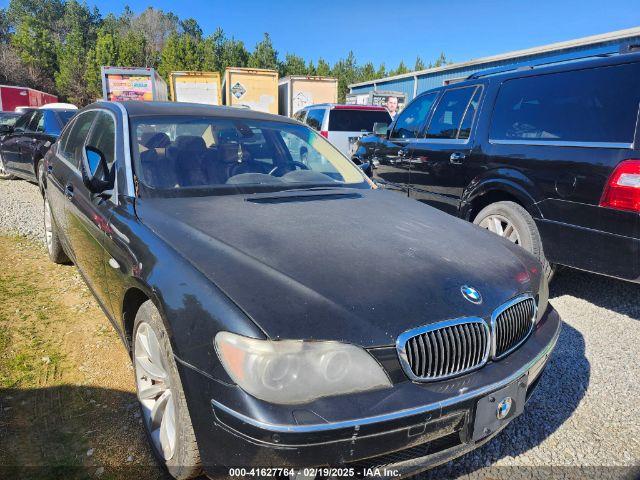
[1,178,638,479]
[0,178,44,241]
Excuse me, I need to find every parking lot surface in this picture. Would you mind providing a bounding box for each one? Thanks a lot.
[0,179,638,478]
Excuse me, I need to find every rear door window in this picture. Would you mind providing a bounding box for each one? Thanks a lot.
[425,86,478,140]
[328,109,392,132]
[489,63,640,144]
[390,92,438,139]
[86,112,116,172]
[305,109,325,131]
[62,111,98,166]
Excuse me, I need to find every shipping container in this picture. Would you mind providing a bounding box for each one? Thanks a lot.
[101,66,168,102]
[278,76,338,117]
[345,90,407,113]
[0,85,58,112]
[222,67,278,114]
[169,71,221,105]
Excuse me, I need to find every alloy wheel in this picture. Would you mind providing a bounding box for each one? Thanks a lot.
[478,214,521,245]
[44,198,53,254]
[134,322,177,461]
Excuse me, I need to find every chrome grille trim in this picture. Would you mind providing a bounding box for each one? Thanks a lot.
[396,317,490,382]
[491,294,537,360]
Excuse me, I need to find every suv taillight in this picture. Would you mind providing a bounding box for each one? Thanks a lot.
[320,130,328,138]
[600,159,640,212]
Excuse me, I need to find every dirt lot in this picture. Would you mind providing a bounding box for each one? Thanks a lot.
[0,236,164,479]
[0,179,639,479]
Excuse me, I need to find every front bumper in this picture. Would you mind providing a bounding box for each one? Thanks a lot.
[189,307,561,476]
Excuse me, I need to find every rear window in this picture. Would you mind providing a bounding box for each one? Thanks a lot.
[490,63,640,144]
[328,109,392,132]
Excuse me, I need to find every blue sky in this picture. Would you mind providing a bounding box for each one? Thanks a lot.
[4,0,639,67]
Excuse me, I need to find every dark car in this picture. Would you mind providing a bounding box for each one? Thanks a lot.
[42,101,560,479]
[353,50,640,283]
[0,107,76,187]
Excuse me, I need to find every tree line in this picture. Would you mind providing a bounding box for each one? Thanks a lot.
[0,0,450,106]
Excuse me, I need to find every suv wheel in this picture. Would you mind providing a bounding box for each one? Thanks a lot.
[133,300,201,479]
[43,196,70,264]
[0,152,14,180]
[474,201,555,281]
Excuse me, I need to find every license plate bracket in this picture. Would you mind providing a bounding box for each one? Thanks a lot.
[472,374,528,442]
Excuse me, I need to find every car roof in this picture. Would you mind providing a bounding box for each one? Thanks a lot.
[101,101,299,124]
[303,103,388,111]
[416,50,640,96]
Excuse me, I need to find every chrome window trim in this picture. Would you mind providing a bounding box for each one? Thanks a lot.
[395,317,491,383]
[488,139,633,149]
[210,321,560,434]
[490,293,537,360]
[109,101,135,197]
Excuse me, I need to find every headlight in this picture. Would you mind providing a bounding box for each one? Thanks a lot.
[215,332,392,404]
[536,274,549,323]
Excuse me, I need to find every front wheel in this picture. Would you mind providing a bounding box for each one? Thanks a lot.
[133,301,201,479]
[0,151,15,180]
[474,201,555,281]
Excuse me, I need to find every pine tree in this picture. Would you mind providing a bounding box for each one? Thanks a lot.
[316,58,331,77]
[248,33,278,70]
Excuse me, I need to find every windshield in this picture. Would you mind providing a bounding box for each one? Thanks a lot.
[0,114,19,126]
[131,116,370,197]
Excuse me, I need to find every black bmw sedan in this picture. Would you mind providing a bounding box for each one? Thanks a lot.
[41,101,561,479]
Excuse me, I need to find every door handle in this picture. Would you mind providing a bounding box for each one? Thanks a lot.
[64,183,74,199]
[450,152,466,165]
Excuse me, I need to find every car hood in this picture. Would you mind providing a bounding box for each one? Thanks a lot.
[136,189,540,347]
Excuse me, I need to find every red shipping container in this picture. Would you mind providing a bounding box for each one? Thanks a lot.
[0,85,58,111]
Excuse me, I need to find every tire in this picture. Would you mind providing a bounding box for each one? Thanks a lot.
[43,196,70,264]
[36,158,45,196]
[473,201,555,281]
[133,301,201,480]
[0,151,15,180]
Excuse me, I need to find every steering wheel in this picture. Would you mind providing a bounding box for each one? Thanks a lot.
[268,161,310,176]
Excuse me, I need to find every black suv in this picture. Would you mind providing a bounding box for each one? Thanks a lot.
[354,51,640,283]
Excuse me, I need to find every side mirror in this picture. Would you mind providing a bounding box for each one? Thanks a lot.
[372,122,388,137]
[0,125,13,135]
[81,146,111,193]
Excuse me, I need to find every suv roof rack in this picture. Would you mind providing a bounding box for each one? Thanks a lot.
[466,51,620,80]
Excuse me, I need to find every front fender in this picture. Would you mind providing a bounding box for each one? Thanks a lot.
[461,168,543,220]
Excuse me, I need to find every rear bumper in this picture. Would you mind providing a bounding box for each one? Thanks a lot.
[189,308,561,476]
[537,217,640,282]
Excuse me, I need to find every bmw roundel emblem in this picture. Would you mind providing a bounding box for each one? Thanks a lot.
[496,396,513,420]
[461,285,482,304]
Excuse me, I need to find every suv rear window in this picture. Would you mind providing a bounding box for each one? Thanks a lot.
[328,109,392,132]
[490,63,640,144]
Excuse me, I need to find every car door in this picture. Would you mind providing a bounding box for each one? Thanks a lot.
[65,110,117,312]
[409,85,483,215]
[19,110,48,177]
[1,111,34,173]
[47,111,98,253]
[373,91,439,194]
